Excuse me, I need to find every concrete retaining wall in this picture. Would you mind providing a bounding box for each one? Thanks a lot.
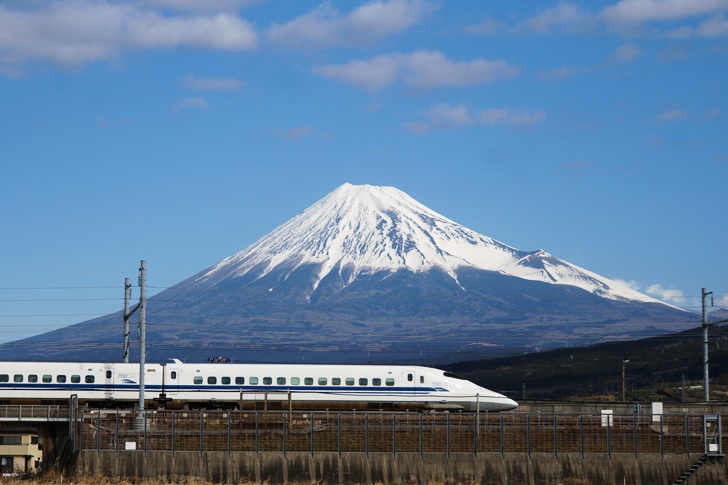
[78,451,728,484]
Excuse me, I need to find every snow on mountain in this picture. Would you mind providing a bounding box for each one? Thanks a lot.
[198,183,663,305]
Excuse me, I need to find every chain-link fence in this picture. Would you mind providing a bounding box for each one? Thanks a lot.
[77,409,719,457]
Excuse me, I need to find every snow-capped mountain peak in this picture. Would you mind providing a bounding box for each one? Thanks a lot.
[198,183,664,304]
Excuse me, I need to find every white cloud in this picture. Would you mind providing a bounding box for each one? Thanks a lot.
[612,279,642,291]
[610,43,646,62]
[142,0,261,12]
[716,294,728,307]
[175,97,208,109]
[697,13,728,36]
[406,103,544,133]
[655,109,688,121]
[266,0,435,49]
[646,283,685,302]
[519,3,594,34]
[275,126,315,139]
[0,1,258,68]
[602,0,728,25]
[182,74,245,90]
[315,50,519,92]
[464,19,505,36]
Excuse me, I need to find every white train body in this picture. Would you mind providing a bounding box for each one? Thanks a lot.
[0,360,517,412]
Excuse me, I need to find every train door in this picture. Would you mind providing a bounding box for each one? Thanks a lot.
[104,364,114,400]
[165,367,180,396]
[404,370,417,396]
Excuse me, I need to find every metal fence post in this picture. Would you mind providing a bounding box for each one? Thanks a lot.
[337,413,341,457]
[633,414,637,459]
[526,414,531,458]
[392,413,396,457]
[579,415,584,459]
[659,415,663,458]
[97,407,101,455]
[365,414,369,458]
[255,412,259,456]
[115,409,119,456]
[420,414,423,458]
[311,412,315,457]
[172,411,175,455]
[199,411,203,456]
[606,413,611,460]
[500,414,504,458]
[686,415,690,457]
[447,413,451,460]
[283,413,287,458]
[553,414,557,458]
[228,411,231,456]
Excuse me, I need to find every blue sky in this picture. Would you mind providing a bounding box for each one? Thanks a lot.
[1,0,727,344]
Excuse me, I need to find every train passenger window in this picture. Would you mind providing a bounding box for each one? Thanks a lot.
[263,377,272,385]
[250,377,259,385]
[332,378,341,385]
[407,374,413,382]
[42,375,51,383]
[420,376,424,384]
[193,377,203,385]
[85,376,95,383]
[171,372,177,380]
[0,375,7,382]
[318,377,327,385]
[345,378,354,386]
[235,377,244,385]
[106,371,112,379]
[57,375,66,383]
[71,375,80,384]
[291,377,300,385]
[385,378,395,386]
[359,378,368,386]
[372,378,381,386]
[304,377,313,385]
[29,375,38,383]
[277,377,286,385]
[208,377,217,384]
[222,377,231,385]
[13,375,23,383]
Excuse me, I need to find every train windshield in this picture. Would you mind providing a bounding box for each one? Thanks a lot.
[443,372,465,380]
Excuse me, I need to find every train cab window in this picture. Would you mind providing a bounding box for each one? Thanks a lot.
[291,377,300,385]
[13,375,23,383]
[318,377,327,385]
[359,378,368,386]
[222,377,231,385]
[372,378,381,386]
[57,375,66,383]
[304,377,313,385]
[332,378,341,385]
[42,375,51,383]
[263,377,272,385]
[106,371,112,379]
[407,373,413,382]
[193,377,203,385]
[71,375,80,384]
[29,375,38,383]
[250,377,259,385]
[235,377,244,385]
[385,378,395,386]
[345,378,354,386]
[85,376,95,383]
[0,375,8,382]
[277,377,286,385]
[171,371,177,379]
[208,377,217,385]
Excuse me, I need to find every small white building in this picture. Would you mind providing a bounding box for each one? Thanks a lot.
[0,429,42,475]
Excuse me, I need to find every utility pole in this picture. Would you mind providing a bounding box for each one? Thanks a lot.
[703,288,713,402]
[123,278,140,363]
[138,260,147,412]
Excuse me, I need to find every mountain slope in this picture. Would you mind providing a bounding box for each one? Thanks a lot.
[0,183,695,363]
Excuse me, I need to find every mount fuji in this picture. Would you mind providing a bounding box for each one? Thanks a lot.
[1,183,695,363]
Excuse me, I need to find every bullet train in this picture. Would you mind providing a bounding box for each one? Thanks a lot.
[0,360,517,412]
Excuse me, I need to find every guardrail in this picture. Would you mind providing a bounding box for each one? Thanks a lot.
[0,405,69,421]
[78,410,722,457]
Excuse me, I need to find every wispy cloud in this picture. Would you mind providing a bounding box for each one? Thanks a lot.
[315,50,519,92]
[518,3,595,34]
[175,97,208,110]
[274,126,316,139]
[655,109,688,122]
[601,0,728,25]
[0,1,258,68]
[646,283,685,303]
[406,103,544,133]
[182,74,245,91]
[610,43,646,63]
[266,0,435,49]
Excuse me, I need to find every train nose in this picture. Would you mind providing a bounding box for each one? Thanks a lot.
[495,397,518,411]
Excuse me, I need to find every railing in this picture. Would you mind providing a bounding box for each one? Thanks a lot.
[0,405,69,421]
[78,410,719,457]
